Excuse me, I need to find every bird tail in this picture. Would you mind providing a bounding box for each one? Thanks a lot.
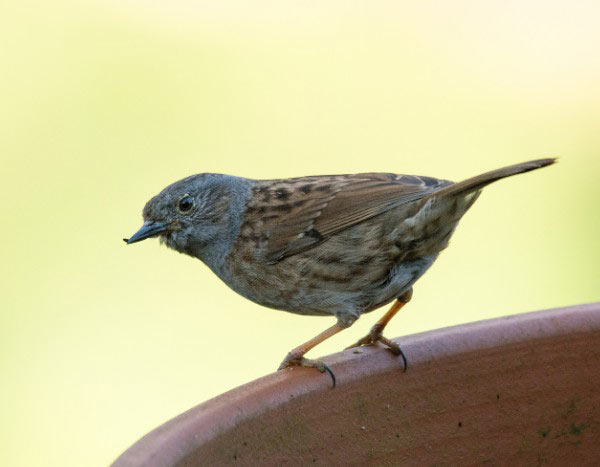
[434,158,556,198]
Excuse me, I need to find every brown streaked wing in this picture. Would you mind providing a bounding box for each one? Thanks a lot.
[244,173,452,263]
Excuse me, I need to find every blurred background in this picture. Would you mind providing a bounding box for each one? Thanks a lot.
[1,1,599,465]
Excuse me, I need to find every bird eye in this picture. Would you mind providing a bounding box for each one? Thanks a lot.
[178,195,194,213]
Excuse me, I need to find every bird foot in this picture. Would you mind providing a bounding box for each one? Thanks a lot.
[278,353,336,388]
[346,330,408,372]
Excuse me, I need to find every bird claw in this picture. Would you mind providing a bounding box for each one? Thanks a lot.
[346,333,408,372]
[278,355,336,388]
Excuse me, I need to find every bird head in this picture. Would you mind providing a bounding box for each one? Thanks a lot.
[124,174,235,258]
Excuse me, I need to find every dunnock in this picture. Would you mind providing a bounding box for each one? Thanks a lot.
[125,158,555,386]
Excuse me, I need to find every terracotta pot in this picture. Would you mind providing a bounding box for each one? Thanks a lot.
[113,303,600,466]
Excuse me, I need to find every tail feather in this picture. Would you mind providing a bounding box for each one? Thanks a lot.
[434,158,556,198]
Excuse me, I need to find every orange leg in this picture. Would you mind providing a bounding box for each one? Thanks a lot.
[278,322,346,387]
[346,287,413,371]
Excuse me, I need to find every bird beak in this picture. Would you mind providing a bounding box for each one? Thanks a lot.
[123,221,167,244]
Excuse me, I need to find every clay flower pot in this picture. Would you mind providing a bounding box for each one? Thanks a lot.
[113,303,600,466]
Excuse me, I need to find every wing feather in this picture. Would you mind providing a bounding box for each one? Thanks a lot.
[241,173,451,263]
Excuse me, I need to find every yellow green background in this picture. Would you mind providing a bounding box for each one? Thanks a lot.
[1,1,598,465]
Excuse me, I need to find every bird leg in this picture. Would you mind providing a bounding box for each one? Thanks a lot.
[278,322,346,388]
[346,287,413,371]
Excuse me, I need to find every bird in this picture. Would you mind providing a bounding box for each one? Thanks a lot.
[124,158,555,387]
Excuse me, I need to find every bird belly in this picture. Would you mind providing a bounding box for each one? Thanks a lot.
[222,194,474,319]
